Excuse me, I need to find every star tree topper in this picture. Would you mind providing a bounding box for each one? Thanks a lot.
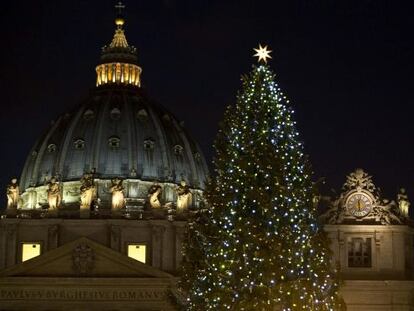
[253,44,272,63]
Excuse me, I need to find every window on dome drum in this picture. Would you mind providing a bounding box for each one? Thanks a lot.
[144,139,155,166]
[127,244,146,263]
[194,152,201,163]
[136,109,148,121]
[110,107,121,120]
[162,114,171,122]
[108,137,120,149]
[21,243,41,262]
[47,144,57,153]
[348,237,372,268]
[74,139,85,150]
[174,145,184,156]
[144,139,155,150]
[83,109,94,121]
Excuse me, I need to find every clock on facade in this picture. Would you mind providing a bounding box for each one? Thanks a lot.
[345,192,374,217]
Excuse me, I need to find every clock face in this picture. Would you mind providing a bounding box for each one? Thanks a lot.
[346,192,373,217]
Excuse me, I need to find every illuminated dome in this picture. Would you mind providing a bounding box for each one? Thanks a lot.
[17,10,208,213]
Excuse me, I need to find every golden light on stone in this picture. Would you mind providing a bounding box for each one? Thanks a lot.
[253,44,272,63]
[115,17,125,26]
[127,244,147,263]
[22,243,41,262]
[96,62,142,87]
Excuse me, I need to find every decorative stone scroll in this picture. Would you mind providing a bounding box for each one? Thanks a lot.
[342,168,377,194]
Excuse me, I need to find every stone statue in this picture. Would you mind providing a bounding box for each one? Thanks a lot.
[148,184,162,209]
[176,180,192,211]
[110,178,125,210]
[398,188,410,217]
[80,172,96,211]
[6,178,19,210]
[47,177,61,211]
[374,201,402,225]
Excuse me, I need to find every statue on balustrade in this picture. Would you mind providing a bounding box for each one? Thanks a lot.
[148,184,162,209]
[6,178,19,210]
[176,180,192,211]
[110,178,125,210]
[80,172,96,210]
[47,177,61,211]
[398,188,410,217]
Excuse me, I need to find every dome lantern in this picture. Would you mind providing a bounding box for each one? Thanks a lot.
[95,2,142,87]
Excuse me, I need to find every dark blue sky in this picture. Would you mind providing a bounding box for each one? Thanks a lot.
[1,0,413,205]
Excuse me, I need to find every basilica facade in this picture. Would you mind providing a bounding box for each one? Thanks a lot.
[1,7,413,311]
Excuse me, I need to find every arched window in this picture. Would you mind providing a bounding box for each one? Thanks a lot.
[163,114,171,122]
[110,107,121,120]
[144,139,155,167]
[174,145,184,156]
[47,144,57,153]
[108,136,120,149]
[74,139,85,150]
[83,109,94,121]
[144,139,155,151]
[136,109,148,121]
[194,152,201,163]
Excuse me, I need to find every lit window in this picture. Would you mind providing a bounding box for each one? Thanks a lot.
[127,244,146,263]
[348,237,372,268]
[22,243,41,262]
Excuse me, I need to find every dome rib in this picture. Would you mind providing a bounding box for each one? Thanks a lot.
[91,93,110,171]
[57,108,86,178]
[31,117,62,185]
[124,92,136,175]
[146,103,172,180]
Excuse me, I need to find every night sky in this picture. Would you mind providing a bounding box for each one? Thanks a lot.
[1,0,413,207]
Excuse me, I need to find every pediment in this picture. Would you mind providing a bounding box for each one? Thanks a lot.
[0,237,174,279]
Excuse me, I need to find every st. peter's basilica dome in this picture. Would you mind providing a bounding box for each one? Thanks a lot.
[16,11,209,215]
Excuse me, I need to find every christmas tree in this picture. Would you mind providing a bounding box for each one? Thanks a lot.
[180,45,344,310]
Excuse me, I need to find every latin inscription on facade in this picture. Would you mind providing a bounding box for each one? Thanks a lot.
[0,287,167,301]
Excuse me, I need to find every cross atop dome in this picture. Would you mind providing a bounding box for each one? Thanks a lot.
[115,1,125,15]
[115,1,126,28]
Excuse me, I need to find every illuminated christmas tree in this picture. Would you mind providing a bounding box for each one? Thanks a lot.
[181,45,345,310]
